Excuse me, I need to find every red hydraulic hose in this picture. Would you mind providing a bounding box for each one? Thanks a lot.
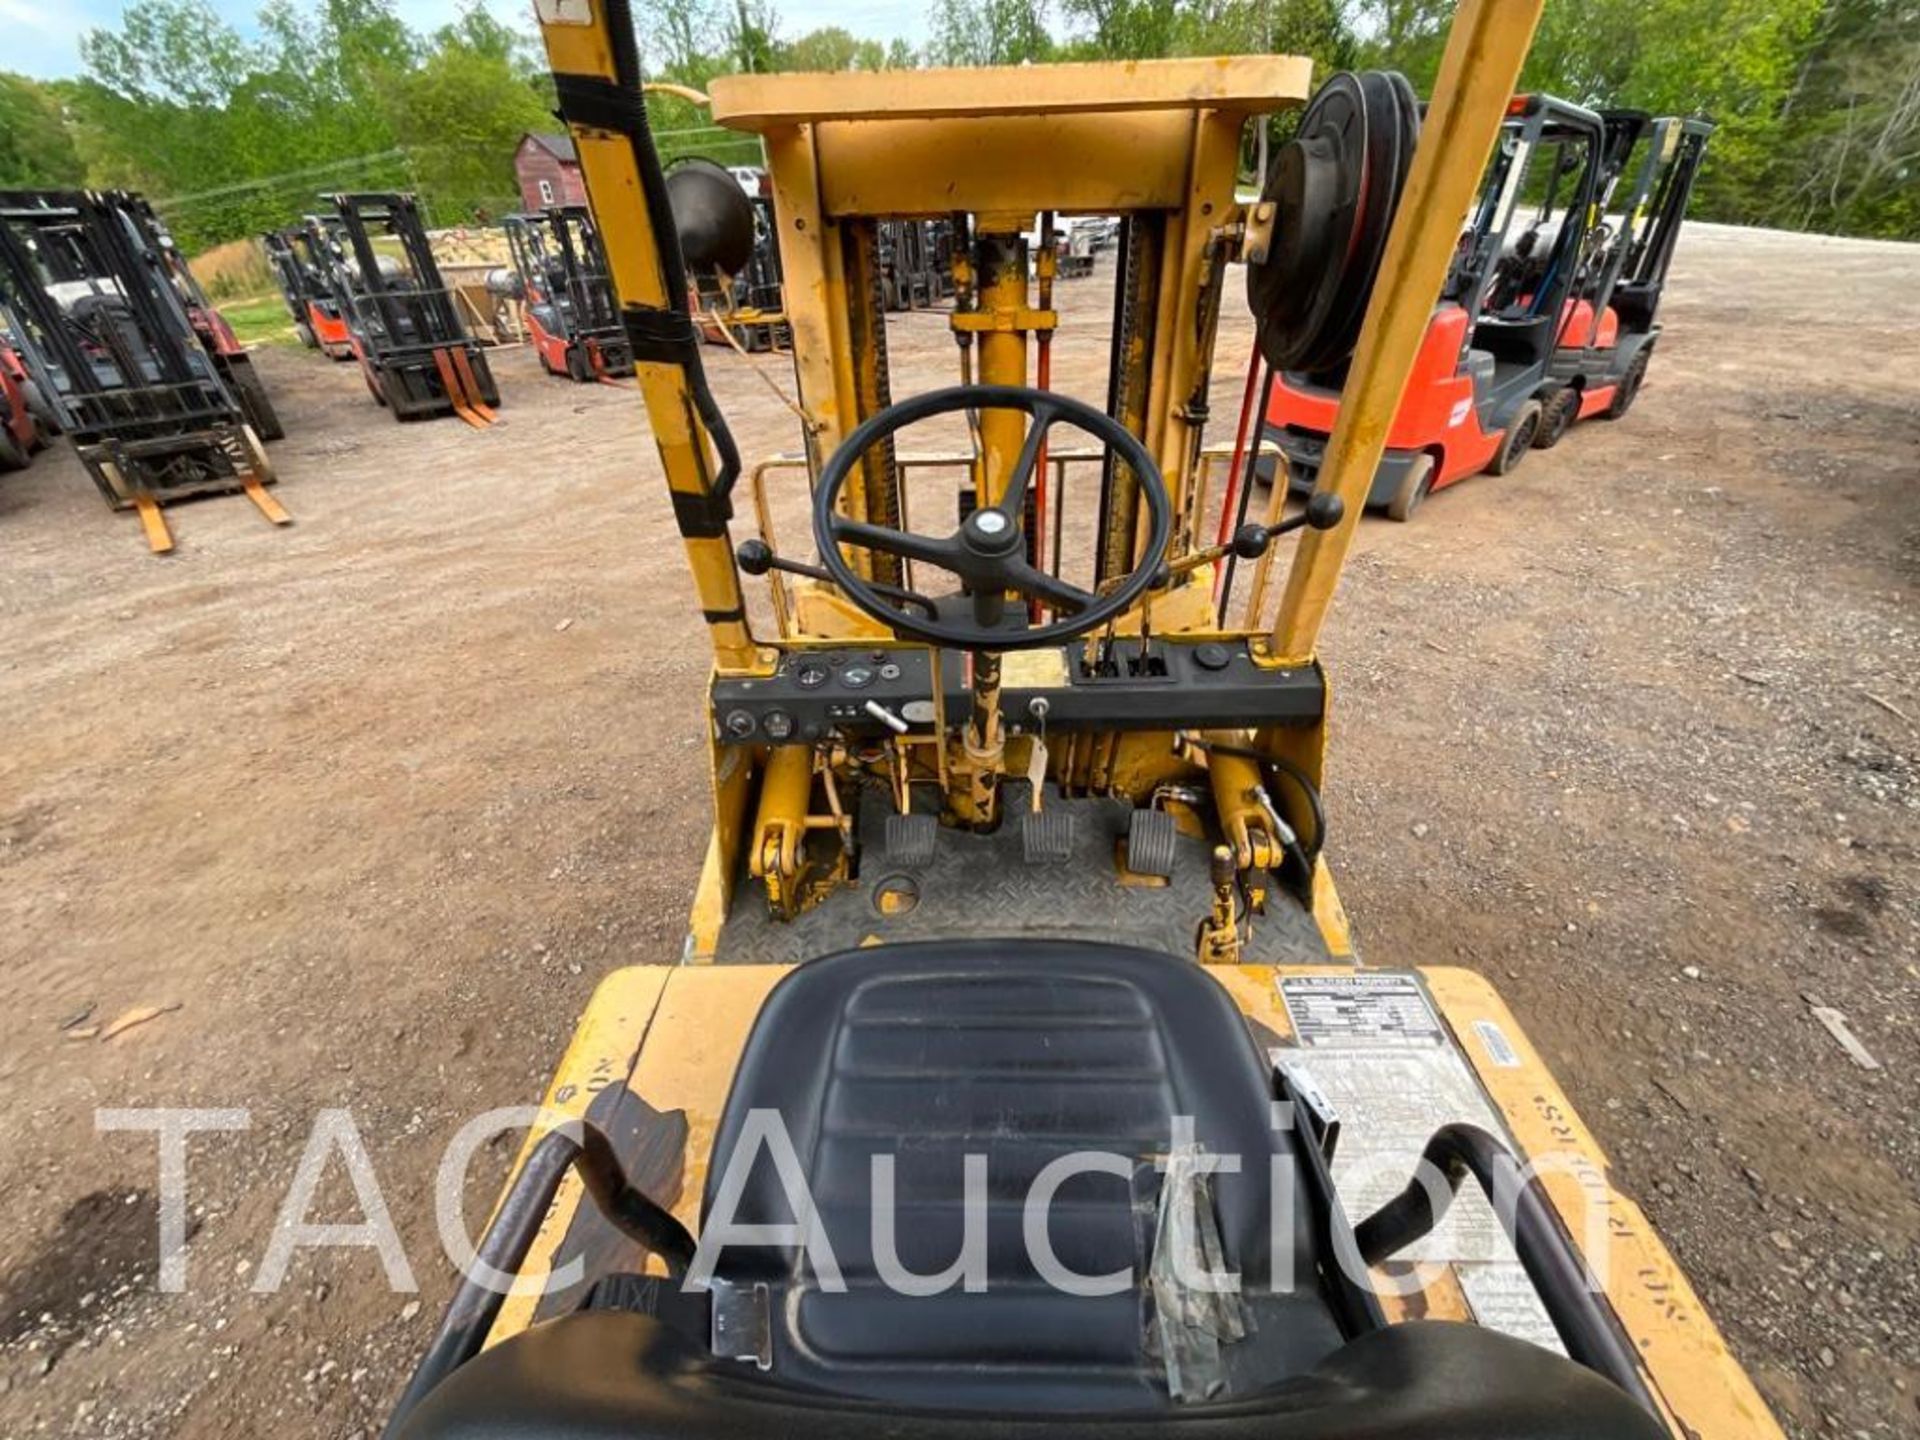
[1217,344,1263,550]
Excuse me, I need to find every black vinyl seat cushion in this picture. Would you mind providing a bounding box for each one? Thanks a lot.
[395,940,1667,1440]
[698,941,1342,1409]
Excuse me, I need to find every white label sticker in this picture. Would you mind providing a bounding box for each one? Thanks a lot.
[1273,974,1564,1351]
[1457,1262,1568,1355]
[1472,1018,1521,1068]
[1280,974,1444,1048]
[533,0,594,24]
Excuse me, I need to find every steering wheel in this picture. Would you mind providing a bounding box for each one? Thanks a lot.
[812,385,1172,650]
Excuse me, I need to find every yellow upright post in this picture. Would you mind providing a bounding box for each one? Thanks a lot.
[530,2,759,673]
[1270,0,1546,660]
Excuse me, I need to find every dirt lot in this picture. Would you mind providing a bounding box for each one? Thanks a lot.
[1,221,1916,1438]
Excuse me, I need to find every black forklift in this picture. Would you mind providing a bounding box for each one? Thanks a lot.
[0,189,288,553]
[320,192,500,427]
[123,193,282,442]
[1541,113,1715,433]
[501,205,633,382]
[263,216,355,360]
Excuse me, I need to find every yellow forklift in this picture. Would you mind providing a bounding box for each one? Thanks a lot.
[383,2,1782,1436]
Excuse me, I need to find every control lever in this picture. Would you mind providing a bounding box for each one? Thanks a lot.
[1156,492,1345,587]
[1230,490,1346,561]
[736,539,940,618]
[862,700,910,734]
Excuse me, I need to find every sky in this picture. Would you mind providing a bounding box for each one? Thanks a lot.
[3,0,932,81]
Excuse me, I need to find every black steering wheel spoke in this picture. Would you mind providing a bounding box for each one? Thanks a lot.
[1002,398,1060,505]
[811,384,1171,650]
[1005,559,1094,615]
[830,516,964,571]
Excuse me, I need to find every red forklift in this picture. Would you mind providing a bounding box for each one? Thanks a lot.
[0,189,288,552]
[1539,113,1714,438]
[0,327,43,472]
[501,205,633,382]
[263,216,355,360]
[319,192,500,426]
[1259,94,1606,519]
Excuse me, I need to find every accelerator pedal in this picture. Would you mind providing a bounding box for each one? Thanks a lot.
[1021,809,1075,865]
[884,813,938,869]
[1126,808,1178,880]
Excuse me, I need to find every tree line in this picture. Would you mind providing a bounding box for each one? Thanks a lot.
[0,0,1912,256]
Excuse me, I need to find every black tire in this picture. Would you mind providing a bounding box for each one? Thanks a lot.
[0,419,28,473]
[1532,388,1577,449]
[21,377,58,438]
[1486,401,1542,476]
[294,318,319,350]
[565,345,591,383]
[1385,452,1434,522]
[1606,349,1650,419]
[228,358,284,442]
[364,361,389,408]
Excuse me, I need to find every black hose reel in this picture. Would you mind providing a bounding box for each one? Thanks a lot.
[664,157,757,279]
[1246,71,1422,378]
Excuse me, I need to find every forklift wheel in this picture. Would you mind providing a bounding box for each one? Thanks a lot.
[364,365,388,408]
[1385,452,1434,522]
[294,319,319,350]
[1532,389,1578,449]
[1606,350,1650,419]
[230,360,285,442]
[0,423,27,474]
[566,346,591,384]
[1486,401,1541,476]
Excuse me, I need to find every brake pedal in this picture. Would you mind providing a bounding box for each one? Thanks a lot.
[885,813,938,869]
[1021,810,1075,865]
[1127,808,1178,879]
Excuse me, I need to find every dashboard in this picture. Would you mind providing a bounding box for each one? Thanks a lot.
[709,639,1324,745]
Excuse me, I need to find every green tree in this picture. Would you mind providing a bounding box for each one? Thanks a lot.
[926,0,1054,66]
[1063,0,1180,60]
[781,27,888,71]
[388,8,557,223]
[0,74,85,187]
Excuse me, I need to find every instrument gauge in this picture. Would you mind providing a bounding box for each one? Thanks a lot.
[840,664,876,690]
[794,658,831,689]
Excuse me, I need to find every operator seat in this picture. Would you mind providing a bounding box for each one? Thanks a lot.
[395,942,1667,1440]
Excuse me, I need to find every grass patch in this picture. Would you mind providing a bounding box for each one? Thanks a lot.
[221,294,303,349]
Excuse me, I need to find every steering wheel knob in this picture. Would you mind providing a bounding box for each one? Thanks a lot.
[963,507,1020,554]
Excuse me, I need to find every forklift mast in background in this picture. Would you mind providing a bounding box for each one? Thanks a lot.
[320,191,501,428]
[501,205,633,383]
[0,189,288,552]
[264,217,355,360]
[121,193,283,442]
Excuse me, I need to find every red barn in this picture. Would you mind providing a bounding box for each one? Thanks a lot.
[513,133,589,212]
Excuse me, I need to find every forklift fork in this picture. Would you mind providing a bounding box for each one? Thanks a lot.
[431,348,492,429]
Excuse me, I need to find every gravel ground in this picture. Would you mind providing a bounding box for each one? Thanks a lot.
[0,220,1915,1437]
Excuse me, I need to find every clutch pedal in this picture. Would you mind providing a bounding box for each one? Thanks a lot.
[1021,809,1075,864]
[885,813,938,869]
[1127,808,1178,879]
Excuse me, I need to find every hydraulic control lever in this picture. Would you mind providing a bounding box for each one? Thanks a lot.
[736,538,939,618]
[1229,489,1346,561]
[1158,490,1346,586]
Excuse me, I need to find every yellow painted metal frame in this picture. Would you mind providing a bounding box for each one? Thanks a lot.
[502,9,1783,1435]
